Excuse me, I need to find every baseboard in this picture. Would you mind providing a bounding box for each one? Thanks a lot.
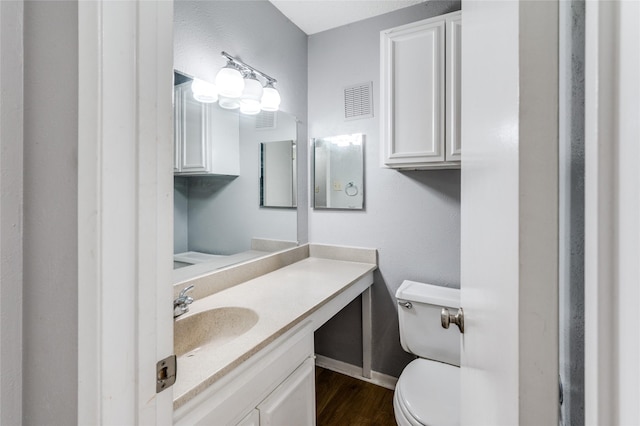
[314,355,398,390]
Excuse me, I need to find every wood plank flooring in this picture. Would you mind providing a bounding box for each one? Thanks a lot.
[315,367,396,426]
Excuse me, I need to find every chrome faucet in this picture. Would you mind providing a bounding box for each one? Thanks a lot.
[174,285,194,318]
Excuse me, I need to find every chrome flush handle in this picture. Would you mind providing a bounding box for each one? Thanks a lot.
[441,307,464,333]
[398,300,412,309]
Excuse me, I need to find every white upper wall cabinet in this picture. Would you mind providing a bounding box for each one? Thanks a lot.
[446,13,462,162]
[380,11,462,169]
[174,83,240,176]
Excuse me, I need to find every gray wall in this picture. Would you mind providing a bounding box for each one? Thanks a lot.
[186,113,298,255]
[559,0,585,424]
[309,1,462,377]
[174,177,189,253]
[173,0,308,254]
[23,1,78,424]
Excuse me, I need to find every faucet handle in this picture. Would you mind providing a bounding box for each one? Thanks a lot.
[179,285,195,299]
[174,285,195,318]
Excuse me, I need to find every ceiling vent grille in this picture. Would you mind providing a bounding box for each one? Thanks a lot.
[255,110,277,130]
[344,82,373,120]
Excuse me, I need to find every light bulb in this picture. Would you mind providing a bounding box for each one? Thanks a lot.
[215,62,244,98]
[218,96,240,110]
[240,99,261,115]
[260,82,281,112]
[241,73,263,102]
[191,79,218,103]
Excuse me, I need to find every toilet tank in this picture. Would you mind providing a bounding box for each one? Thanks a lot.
[396,280,460,366]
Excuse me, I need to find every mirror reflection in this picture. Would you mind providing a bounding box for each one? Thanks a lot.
[261,140,297,208]
[313,134,365,210]
[173,71,298,281]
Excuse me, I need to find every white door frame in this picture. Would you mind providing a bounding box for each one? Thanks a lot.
[0,1,24,424]
[77,1,174,423]
[584,1,640,424]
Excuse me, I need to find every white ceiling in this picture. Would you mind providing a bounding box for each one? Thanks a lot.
[268,0,427,35]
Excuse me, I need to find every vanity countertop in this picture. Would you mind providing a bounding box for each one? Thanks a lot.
[173,251,376,409]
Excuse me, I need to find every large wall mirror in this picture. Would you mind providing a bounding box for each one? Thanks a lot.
[312,134,365,210]
[172,1,308,283]
[173,71,299,282]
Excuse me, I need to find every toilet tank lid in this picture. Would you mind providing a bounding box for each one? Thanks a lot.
[396,280,460,308]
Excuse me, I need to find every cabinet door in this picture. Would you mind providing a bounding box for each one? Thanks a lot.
[445,13,462,161]
[176,84,210,174]
[235,409,260,426]
[381,18,445,167]
[257,357,316,426]
[173,86,182,172]
[208,105,240,176]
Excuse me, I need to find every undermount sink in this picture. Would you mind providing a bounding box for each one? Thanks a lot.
[175,307,259,357]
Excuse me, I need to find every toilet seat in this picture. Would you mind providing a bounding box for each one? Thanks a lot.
[393,358,460,426]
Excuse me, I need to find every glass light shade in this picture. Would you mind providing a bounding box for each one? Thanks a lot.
[241,75,264,102]
[260,84,281,112]
[191,79,218,103]
[240,99,261,115]
[218,96,240,110]
[215,64,244,98]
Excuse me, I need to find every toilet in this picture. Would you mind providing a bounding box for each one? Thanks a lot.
[394,280,461,426]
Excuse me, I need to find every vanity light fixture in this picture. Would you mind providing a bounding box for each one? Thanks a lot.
[215,60,245,98]
[240,71,264,115]
[213,51,281,114]
[218,96,240,110]
[191,78,218,103]
[260,80,281,112]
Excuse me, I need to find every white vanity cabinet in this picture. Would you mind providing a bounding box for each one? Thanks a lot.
[380,11,461,169]
[172,251,376,426]
[233,357,315,426]
[173,83,240,176]
[173,322,316,426]
[236,410,260,426]
[256,357,316,425]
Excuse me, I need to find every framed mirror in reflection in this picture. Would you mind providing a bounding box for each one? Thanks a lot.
[312,134,365,210]
[173,70,298,281]
[261,140,297,208]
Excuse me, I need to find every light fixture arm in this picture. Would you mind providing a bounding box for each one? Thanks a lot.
[221,51,277,84]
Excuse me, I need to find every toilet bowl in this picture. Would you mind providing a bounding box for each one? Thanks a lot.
[394,280,461,426]
[394,359,459,426]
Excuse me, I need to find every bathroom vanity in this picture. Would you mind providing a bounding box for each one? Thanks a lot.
[172,244,377,425]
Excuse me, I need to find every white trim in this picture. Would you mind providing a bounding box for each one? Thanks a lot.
[78,1,174,423]
[584,2,616,422]
[585,1,640,424]
[361,287,372,379]
[0,1,24,424]
[314,355,398,391]
[517,1,559,421]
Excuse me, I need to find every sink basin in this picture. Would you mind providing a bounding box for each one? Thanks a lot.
[174,307,259,356]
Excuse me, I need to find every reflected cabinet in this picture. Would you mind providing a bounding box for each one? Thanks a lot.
[380,11,461,170]
[174,80,240,176]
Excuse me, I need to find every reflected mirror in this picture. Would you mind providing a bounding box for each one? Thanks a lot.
[173,71,298,281]
[312,134,365,210]
[261,140,297,208]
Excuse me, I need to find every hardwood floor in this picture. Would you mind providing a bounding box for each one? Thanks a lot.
[315,367,396,426]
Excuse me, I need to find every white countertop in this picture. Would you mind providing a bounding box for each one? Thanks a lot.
[173,255,377,409]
